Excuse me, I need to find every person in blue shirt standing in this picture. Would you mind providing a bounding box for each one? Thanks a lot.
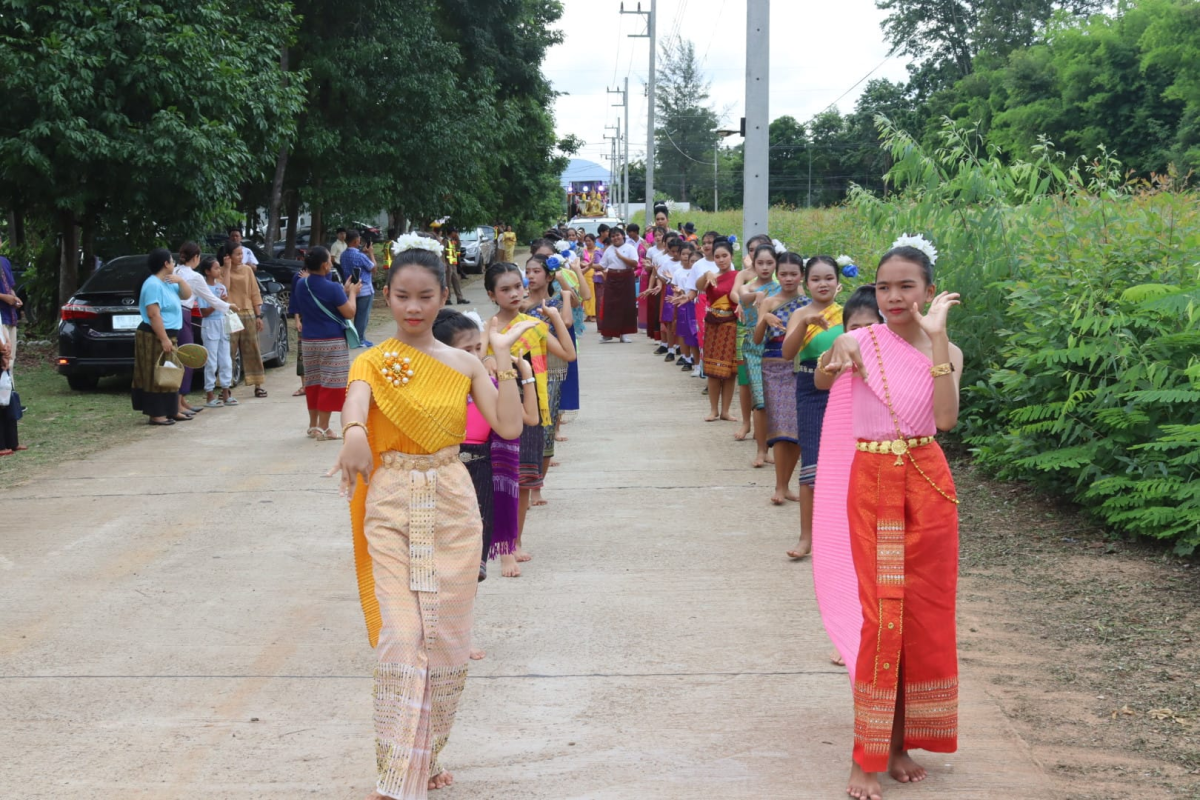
[339,229,375,347]
[291,246,357,440]
[0,235,20,375]
[132,248,193,426]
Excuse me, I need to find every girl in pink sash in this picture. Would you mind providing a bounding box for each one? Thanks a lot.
[813,238,963,800]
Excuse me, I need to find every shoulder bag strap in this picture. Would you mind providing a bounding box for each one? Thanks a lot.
[304,277,352,329]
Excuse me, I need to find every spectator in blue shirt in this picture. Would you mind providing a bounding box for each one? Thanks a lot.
[340,230,376,347]
[291,246,356,440]
[0,236,20,373]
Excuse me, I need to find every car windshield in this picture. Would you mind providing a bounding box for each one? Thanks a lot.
[81,257,152,293]
[459,230,479,242]
[477,227,493,240]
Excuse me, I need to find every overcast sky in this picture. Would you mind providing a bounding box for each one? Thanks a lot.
[544,0,913,168]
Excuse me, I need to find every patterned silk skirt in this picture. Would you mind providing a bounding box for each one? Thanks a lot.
[488,433,520,558]
[762,359,799,445]
[363,447,482,799]
[794,362,830,486]
[702,315,738,379]
[302,336,349,412]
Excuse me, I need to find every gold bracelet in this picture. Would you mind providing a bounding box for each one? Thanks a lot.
[930,363,954,378]
[496,369,518,382]
[342,421,368,438]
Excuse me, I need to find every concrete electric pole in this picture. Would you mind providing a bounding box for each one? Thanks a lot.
[743,0,769,244]
[622,1,655,227]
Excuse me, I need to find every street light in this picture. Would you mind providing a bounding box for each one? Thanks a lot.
[714,129,740,212]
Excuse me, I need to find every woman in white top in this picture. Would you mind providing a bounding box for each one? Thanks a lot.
[176,242,238,414]
[653,237,683,362]
[596,228,640,342]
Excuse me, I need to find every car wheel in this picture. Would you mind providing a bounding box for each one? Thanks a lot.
[66,374,100,391]
[265,316,288,367]
[231,350,244,387]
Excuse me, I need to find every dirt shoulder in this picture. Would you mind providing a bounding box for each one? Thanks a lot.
[953,456,1200,798]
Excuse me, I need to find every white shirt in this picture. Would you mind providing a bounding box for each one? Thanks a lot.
[693,257,718,283]
[330,239,348,265]
[657,258,679,287]
[176,264,232,313]
[677,264,698,293]
[600,242,638,271]
[235,242,258,266]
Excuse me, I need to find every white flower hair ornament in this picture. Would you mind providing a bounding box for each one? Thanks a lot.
[554,240,571,253]
[462,310,485,331]
[891,233,938,265]
[392,233,444,257]
[772,238,788,255]
[836,254,854,268]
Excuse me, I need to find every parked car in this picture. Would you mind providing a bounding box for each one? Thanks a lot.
[57,255,289,391]
[569,216,624,237]
[459,226,497,274]
[272,228,311,258]
[352,221,384,243]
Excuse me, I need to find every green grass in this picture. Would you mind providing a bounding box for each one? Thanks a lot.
[0,342,156,477]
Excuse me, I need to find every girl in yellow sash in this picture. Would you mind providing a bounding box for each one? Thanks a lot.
[330,234,534,800]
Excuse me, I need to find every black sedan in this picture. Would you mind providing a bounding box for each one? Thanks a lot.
[57,256,289,391]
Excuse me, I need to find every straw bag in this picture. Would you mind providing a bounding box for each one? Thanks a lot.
[154,351,185,392]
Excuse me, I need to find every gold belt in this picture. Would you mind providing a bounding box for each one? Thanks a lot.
[856,436,935,457]
[378,447,461,471]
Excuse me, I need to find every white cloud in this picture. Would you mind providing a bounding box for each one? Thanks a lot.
[544,0,913,166]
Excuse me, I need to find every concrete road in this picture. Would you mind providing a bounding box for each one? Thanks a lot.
[0,278,1052,799]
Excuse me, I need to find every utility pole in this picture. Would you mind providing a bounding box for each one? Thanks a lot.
[807,131,813,208]
[743,0,769,244]
[622,1,655,226]
[604,123,620,215]
[608,82,629,219]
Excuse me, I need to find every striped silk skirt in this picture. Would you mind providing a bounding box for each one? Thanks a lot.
[302,336,350,412]
[795,361,830,486]
[702,314,738,379]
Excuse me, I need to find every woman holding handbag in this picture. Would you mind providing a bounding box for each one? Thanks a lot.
[0,321,22,455]
[292,246,357,440]
[131,248,192,426]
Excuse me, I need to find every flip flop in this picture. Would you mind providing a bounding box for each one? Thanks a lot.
[204,398,224,408]
[292,388,306,396]
[254,388,268,398]
[148,419,176,426]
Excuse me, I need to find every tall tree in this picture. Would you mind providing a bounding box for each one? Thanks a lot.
[655,35,718,204]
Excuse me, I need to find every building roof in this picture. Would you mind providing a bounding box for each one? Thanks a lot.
[561,158,611,189]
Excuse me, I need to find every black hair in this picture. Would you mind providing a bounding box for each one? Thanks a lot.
[746,234,772,253]
[627,223,640,234]
[878,245,934,285]
[666,236,682,250]
[653,203,670,218]
[227,227,242,236]
[197,256,219,277]
[680,241,698,256]
[712,239,735,258]
[584,233,596,243]
[387,246,446,289]
[609,227,626,242]
[844,284,883,324]
[485,261,523,294]
[596,224,610,235]
[525,254,558,296]
[178,241,201,263]
[751,243,778,266]
[777,252,806,272]
[803,255,838,280]
[304,246,331,272]
[345,228,362,244]
[336,227,346,234]
[703,230,721,242]
[529,238,555,257]
[432,308,482,347]
[147,247,173,275]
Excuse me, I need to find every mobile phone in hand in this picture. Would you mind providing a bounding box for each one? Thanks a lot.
[351,267,361,284]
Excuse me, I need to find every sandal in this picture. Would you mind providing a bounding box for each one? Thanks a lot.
[254,388,268,398]
[13,445,27,452]
[321,428,340,441]
[204,398,224,408]
[0,449,13,456]
[148,419,176,426]
[292,387,306,397]
[223,396,239,406]
[307,427,321,439]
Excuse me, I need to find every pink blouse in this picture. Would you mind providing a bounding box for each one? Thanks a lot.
[465,399,491,445]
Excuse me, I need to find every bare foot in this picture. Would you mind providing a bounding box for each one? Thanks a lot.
[531,490,548,507]
[515,548,532,563]
[766,452,775,464]
[555,433,568,441]
[705,413,719,422]
[752,451,768,468]
[734,425,751,441]
[549,459,561,467]
[830,651,846,667]
[771,492,787,506]
[847,762,882,800]
[888,751,927,784]
[470,649,486,660]
[719,413,738,422]
[501,553,522,577]
[784,490,799,502]
[428,770,454,790]
[787,537,812,560]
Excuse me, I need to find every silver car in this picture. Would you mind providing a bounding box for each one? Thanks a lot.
[460,226,497,274]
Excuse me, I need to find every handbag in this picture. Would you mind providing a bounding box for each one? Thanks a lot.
[5,390,20,421]
[0,370,11,407]
[154,351,185,392]
[225,311,245,334]
[304,277,361,349]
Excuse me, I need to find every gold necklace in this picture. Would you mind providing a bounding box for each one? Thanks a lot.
[867,327,959,505]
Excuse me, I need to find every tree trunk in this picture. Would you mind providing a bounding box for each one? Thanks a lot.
[283,191,300,258]
[80,213,97,284]
[7,206,25,247]
[264,44,291,251]
[58,210,79,306]
[310,202,324,254]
